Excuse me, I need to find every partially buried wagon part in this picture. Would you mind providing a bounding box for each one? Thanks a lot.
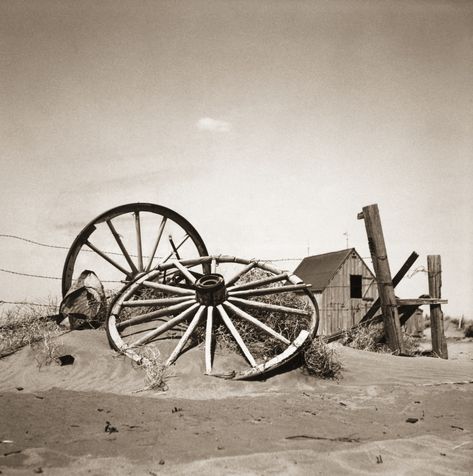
[62,203,210,297]
[63,203,319,379]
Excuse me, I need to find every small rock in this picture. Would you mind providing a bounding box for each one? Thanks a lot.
[406,418,418,424]
[104,421,118,433]
[376,455,383,464]
[159,459,165,465]
[33,468,43,474]
[16,387,23,391]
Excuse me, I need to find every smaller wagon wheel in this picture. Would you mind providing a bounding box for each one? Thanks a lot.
[62,203,209,296]
[106,256,319,380]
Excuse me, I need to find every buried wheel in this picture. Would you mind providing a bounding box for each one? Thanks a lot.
[106,256,319,380]
[62,203,209,296]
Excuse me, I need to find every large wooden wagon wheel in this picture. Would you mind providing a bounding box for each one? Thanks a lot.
[106,256,319,380]
[62,203,209,296]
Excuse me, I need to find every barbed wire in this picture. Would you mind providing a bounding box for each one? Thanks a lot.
[0,267,62,280]
[0,300,59,308]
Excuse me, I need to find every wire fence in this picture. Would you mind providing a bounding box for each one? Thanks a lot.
[0,232,377,308]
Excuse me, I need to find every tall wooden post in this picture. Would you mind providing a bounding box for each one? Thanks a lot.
[427,255,448,359]
[358,204,405,354]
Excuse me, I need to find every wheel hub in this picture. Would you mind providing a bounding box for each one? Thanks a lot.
[195,274,227,306]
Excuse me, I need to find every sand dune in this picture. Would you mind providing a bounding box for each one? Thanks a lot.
[1,329,472,474]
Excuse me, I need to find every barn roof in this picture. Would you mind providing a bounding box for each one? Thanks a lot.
[293,248,357,293]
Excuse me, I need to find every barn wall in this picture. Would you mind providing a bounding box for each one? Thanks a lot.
[319,252,378,335]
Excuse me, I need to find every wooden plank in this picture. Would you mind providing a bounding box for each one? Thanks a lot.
[205,306,214,374]
[166,305,205,365]
[134,211,144,272]
[223,301,290,345]
[358,204,405,353]
[172,260,197,284]
[142,280,195,296]
[225,262,256,286]
[217,305,257,367]
[145,217,167,271]
[228,296,312,317]
[130,302,200,347]
[360,251,419,323]
[228,273,288,291]
[106,219,139,275]
[117,299,196,329]
[397,298,448,306]
[228,283,310,298]
[428,255,448,359]
[85,240,132,278]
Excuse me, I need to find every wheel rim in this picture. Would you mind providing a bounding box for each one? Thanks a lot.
[62,203,209,296]
[106,256,319,380]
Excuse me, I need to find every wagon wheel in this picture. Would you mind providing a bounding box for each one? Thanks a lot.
[106,256,319,380]
[62,203,209,296]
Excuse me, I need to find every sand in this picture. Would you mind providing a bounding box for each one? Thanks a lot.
[1,329,472,475]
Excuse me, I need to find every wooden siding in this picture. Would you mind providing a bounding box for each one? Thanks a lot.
[318,251,378,335]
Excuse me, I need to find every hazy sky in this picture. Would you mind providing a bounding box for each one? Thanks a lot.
[1,0,472,316]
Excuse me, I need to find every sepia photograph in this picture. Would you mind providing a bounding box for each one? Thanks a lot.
[1,1,472,474]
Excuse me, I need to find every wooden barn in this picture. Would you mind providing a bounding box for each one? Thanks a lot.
[293,248,378,335]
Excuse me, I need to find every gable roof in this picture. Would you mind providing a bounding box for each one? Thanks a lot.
[293,248,356,293]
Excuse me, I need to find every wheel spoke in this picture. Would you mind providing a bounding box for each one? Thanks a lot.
[142,280,195,296]
[228,283,310,298]
[123,296,195,307]
[166,305,205,365]
[217,305,257,367]
[130,302,200,347]
[227,272,288,292]
[228,296,312,317]
[117,299,196,330]
[205,306,214,374]
[85,240,133,278]
[225,262,256,286]
[223,301,290,345]
[134,211,144,272]
[172,260,197,284]
[168,235,181,260]
[145,217,167,272]
[162,235,190,264]
[106,219,139,275]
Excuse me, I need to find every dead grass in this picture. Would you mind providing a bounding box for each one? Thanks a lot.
[32,331,64,369]
[133,346,174,392]
[341,321,420,355]
[303,338,343,380]
[0,302,62,359]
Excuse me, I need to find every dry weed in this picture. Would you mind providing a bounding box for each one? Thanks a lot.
[0,301,61,359]
[32,331,64,369]
[303,338,343,379]
[133,346,174,392]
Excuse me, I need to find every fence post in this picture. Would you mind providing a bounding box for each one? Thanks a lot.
[427,255,448,359]
[358,204,405,354]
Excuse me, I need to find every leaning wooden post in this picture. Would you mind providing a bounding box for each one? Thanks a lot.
[358,204,405,354]
[427,255,448,359]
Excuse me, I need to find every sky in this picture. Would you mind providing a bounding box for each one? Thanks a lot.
[1,0,472,316]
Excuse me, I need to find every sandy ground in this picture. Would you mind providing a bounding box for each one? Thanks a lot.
[1,329,472,475]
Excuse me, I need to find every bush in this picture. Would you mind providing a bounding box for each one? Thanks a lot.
[464,323,473,338]
[303,338,343,379]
